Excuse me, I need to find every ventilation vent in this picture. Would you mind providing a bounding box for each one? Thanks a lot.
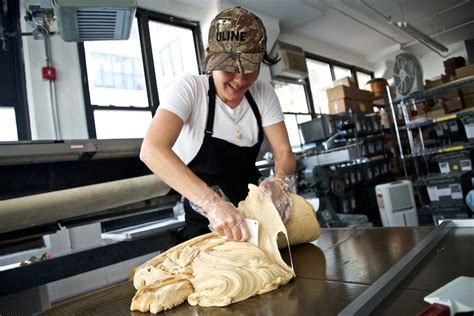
[76,10,118,40]
[54,0,136,42]
[270,41,308,79]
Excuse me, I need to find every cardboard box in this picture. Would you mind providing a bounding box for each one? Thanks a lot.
[463,93,474,108]
[443,96,463,112]
[425,75,449,89]
[427,107,447,118]
[326,85,373,101]
[333,76,356,88]
[444,56,465,77]
[455,64,474,94]
[328,98,373,114]
[409,112,427,121]
[408,104,427,120]
[455,64,474,79]
[438,91,460,101]
[436,91,464,112]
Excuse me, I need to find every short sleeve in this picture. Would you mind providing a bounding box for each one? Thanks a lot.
[158,74,197,123]
[252,79,284,127]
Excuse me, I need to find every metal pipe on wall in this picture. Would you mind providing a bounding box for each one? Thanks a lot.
[44,35,61,139]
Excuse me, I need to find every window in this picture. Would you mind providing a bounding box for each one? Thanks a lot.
[274,80,312,152]
[149,20,200,90]
[356,71,372,90]
[274,82,309,113]
[333,66,351,80]
[84,21,148,109]
[306,59,332,114]
[79,9,203,139]
[305,52,373,115]
[0,108,18,141]
[284,114,312,152]
[0,0,29,141]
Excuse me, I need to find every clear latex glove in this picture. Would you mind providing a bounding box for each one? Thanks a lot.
[190,186,249,242]
[258,175,295,223]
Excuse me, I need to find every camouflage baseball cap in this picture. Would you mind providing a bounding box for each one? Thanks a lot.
[203,6,267,74]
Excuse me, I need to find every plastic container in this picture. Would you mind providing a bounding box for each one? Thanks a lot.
[461,115,474,139]
[432,119,465,140]
[419,172,473,207]
[435,149,473,173]
[430,206,471,224]
[424,276,474,314]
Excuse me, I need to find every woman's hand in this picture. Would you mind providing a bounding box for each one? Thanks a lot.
[258,176,294,223]
[191,187,249,242]
[206,201,249,242]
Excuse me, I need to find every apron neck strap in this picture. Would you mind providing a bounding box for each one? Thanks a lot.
[205,76,217,136]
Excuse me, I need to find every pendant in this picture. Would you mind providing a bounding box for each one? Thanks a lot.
[235,130,241,139]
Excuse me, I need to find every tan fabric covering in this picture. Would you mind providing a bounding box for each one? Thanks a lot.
[131,184,320,313]
[0,175,169,234]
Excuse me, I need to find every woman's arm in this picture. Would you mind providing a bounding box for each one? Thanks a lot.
[260,121,296,223]
[140,109,249,241]
[140,109,208,203]
[263,121,296,177]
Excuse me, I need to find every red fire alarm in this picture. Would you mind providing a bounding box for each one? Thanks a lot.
[42,66,56,81]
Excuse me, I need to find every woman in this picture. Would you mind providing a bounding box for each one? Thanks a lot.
[140,6,296,242]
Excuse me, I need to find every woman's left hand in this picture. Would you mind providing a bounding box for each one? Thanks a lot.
[258,176,294,223]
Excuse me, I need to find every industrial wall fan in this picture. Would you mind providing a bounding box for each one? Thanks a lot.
[393,53,424,97]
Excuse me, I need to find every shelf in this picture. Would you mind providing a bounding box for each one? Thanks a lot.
[372,95,387,107]
[400,118,433,130]
[400,108,474,130]
[395,75,474,104]
[405,144,467,158]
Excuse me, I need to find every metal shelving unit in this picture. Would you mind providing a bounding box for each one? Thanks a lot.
[385,76,474,221]
[386,76,474,177]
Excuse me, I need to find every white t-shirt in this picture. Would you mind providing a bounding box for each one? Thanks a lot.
[159,74,284,164]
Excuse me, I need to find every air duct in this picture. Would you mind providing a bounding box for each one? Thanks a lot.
[53,0,137,42]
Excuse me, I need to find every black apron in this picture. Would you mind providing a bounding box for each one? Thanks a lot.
[183,76,264,239]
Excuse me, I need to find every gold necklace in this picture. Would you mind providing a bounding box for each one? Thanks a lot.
[235,130,242,139]
[218,101,244,139]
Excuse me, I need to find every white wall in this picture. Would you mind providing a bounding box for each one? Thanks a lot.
[21,5,88,140]
[373,41,468,81]
[419,42,468,80]
[278,32,376,71]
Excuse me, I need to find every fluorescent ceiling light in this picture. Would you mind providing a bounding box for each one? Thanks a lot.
[396,21,449,53]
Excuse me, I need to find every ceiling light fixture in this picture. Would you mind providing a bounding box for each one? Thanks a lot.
[360,0,449,57]
[395,21,449,53]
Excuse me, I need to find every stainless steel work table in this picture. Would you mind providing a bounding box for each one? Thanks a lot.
[44,226,474,315]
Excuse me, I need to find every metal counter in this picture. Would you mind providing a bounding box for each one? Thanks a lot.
[43,226,474,315]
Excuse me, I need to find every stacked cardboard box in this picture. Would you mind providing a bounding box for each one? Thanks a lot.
[456,64,474,108]
[426,106,447,119]
[441,91,463,112]
[425,75,449,89]
[443,56,465,78]
[326,76,374,114]
[424,71,464,114]
[408,102,428,121]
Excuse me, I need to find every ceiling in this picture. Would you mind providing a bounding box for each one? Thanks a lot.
[177,0,474,63]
